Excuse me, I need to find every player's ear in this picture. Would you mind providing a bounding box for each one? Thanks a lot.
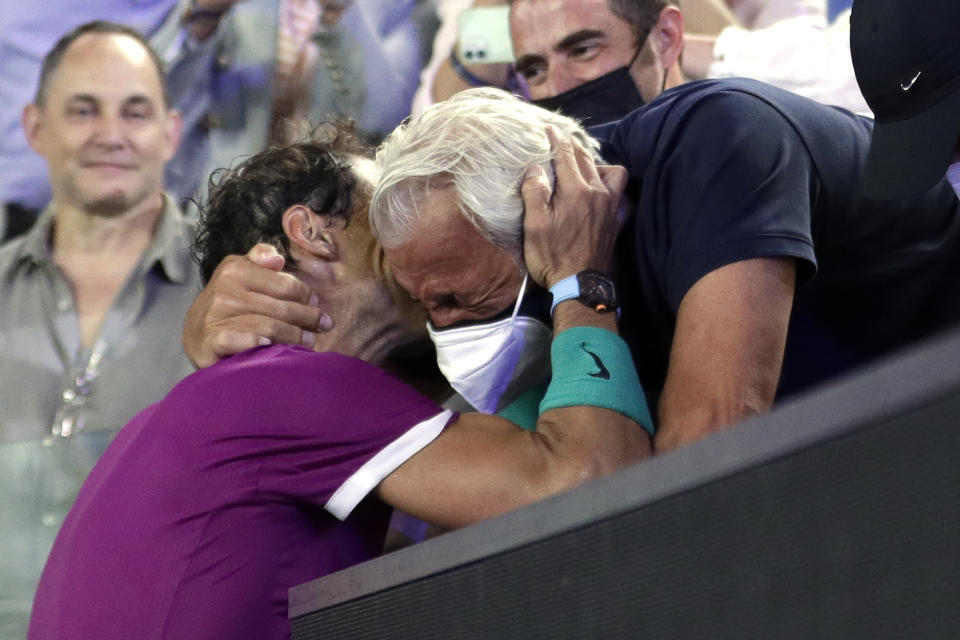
[282,205,341,261]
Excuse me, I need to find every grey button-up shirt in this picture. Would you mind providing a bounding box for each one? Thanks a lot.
[0,194,201,638]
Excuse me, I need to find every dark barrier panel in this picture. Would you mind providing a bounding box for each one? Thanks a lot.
[290,330,960,640]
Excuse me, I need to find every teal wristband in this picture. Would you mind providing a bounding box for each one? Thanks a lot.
[538,327,654,436]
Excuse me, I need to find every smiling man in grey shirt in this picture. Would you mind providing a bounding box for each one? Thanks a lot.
[0,22,200,638]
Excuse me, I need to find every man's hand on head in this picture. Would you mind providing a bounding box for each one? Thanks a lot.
[520,126,628,288]
[182,243,334,369]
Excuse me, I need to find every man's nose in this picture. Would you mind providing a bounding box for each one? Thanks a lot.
[428,308,469,329]
[92,114,125,146]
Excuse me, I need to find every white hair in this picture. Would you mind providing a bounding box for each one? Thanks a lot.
[370,87,600,257]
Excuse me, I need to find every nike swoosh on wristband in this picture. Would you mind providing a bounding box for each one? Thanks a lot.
[581,343,611,379]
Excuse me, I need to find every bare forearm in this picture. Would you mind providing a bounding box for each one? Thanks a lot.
[380,307,650,529]
[655,380,773,452]
[380,405,648,530]
[653,258,795,453]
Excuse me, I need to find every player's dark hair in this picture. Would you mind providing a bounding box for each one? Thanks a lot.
[194,121,371,284]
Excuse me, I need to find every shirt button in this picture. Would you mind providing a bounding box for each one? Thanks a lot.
[41,514,59,528]
[57,297,72,311]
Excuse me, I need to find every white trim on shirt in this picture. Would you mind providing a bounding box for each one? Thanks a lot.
[325,409,454,520]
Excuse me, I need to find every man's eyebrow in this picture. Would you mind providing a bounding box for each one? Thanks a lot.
[515,51,546,72]
[554,29,606,53]
[515,29,606,71]
[66,94,98,105]
[123,94,155,108]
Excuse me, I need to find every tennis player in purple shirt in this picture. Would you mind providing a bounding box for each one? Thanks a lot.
[29,128,652,639]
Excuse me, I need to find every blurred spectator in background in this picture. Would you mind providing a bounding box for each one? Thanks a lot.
[1,1,436,240]
[850,0,960,199]
[0,1,184,242]
[163,0,435,207]
[0,22,200,637]
[411,0,518,116]
[828,0,852,22]
[681,0,870,115]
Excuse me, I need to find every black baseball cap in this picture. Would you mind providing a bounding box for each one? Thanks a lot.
[850,0,960,199]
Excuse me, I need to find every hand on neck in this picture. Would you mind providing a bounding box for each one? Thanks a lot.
[284,204,428,366]
[289,252,424,367]
[303,276,424,366]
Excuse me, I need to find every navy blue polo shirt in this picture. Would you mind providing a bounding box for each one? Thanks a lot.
[592,78,960,405]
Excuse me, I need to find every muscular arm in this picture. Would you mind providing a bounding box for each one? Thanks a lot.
[604,88,817,452]
[379,303,649,530]
[654,257,796,453]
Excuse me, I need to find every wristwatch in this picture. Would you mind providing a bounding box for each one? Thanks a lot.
[549,269,619,316]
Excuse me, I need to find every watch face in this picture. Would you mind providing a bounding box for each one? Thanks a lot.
[577,270,618,311]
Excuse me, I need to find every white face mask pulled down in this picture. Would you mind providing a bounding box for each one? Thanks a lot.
[427,274,553,414]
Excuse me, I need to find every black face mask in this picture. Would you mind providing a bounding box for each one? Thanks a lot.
[532,64,646,126]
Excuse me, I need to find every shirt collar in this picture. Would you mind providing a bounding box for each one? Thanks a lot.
[12,204,56,268]
[5,193,195,284]
[143,192,195,285]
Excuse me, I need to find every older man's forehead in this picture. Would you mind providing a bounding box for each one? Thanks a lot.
[387,217,479,277]
[386,194,499,281]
